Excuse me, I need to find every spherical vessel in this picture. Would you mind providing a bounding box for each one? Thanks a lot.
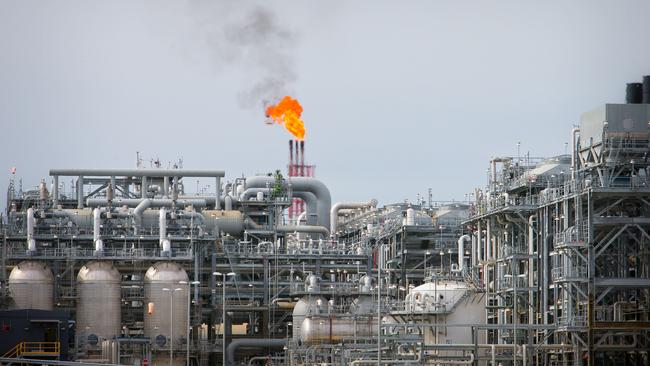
[8,261,53,310]
[76,261,121,349]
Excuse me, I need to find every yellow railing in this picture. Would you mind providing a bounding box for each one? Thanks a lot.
[2,342,60,358]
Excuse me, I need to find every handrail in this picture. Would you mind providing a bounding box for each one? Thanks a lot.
[2,342,61,358]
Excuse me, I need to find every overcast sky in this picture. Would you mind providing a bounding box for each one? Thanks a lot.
[1,0,650,210]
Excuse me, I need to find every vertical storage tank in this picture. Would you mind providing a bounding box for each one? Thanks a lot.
[76,261,122,350]
[144,262,189,366]
[8,261,54,310]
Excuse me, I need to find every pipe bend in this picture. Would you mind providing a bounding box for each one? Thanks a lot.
[330,199,378,235]
[225,338,286,366]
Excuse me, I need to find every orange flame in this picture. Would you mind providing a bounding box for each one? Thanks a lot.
[265,96,306,140]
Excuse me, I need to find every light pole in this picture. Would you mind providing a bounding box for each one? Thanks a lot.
[213,272,235,366]
[179,280,200,366]
[162,287,182,366]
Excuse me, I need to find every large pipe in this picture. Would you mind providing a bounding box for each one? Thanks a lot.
[52,175,59,207]
[87,198,207,208]
[330,200,378,235]
[292,192,318,225]
[225,338,286,366]
[133,199,152,233]
[456,235,470,272]
[245,176,331,229]
[26,207,36,252]
[276,225,329,237]
[93,208,103,255]
[571,127,580,179]
[159,207,170,254]
[49,168,225,178]
[240,188,270,201]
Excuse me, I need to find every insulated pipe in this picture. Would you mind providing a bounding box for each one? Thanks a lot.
[215,176,221,210]
[52,176,59,207]
[49,168,225,178]
[225,339,286,366]
[159,207,171,254]
[276,225,329,237]
[86,198,207,208]
[245,176,331,229]
[330,199,378,235]
[26,207,36,252]
[77,176,84,209]
[456,235,471,272]
[240,188,270,201]
[93,208,104,254]
[571,127,580,180]
[293,192,318,225]
[163,176,169,198]
[133,199,152,233]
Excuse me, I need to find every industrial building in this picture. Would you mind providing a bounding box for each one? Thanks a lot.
[1,76,650,366]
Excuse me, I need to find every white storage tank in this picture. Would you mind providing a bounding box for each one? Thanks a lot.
[76,261,122,349]
[144,262,189,366]
[8,261,53,310]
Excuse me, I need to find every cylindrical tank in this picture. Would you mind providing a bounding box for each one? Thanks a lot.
[292,295,325,341]
[300,317,378,344]
[406,280,467,312]
[144,262,189,366]
[76,261,121,348]
[8,261,53,310]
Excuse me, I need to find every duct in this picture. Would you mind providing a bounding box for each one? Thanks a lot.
[455,235,470,272]
[93,208,104,255]
[330,199,378,234]
[245,176,331,229]
[225,338,286,366]
[26,207,36,252]
[276,225,329,237]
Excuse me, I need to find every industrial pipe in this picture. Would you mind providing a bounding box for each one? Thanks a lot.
[26,207,36,253]
[159,207,171,254]
[87,198,207,208]
[276,225,329,237]
[245,176,331,229]
[133,199,152,233]
[240,188,270,201]
[455,235,470,272]
[93,208,104,255]
[49,168,225,178]
[225,338,286,366]
[571,127,580,180]
[330,199,378,235]
[292,191,318,225]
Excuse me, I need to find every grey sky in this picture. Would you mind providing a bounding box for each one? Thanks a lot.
[1,0,650,210]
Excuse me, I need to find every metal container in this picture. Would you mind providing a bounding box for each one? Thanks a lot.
[8,261,53,310]
[292,295,325,341]
[300,316,378,344]
[76,261,122,349]
[144,262,189,357]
